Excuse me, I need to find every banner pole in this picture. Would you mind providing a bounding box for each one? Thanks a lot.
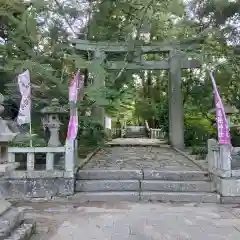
[29,119,33,147]
[29,77,32,148]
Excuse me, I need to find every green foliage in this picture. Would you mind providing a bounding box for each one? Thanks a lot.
[78,120,105,147]
[230,127,240,147]
[9,135,46,147]
[1,0,240,150]
[190,146,208,159]
[184,117,217,147]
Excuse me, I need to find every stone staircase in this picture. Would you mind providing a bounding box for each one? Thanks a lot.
[0,200,35,240]
[75,169,220,203]
[124,126,147,138]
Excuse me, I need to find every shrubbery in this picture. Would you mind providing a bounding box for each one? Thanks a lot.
[184,117,217,147]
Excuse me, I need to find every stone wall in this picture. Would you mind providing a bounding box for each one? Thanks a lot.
[0,171,74,199]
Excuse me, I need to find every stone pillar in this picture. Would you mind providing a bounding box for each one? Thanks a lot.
[168,52,184,149]
[91,50,106,127]
[65,139,75,175]
[219,144,231,177]
[207,139,220,173]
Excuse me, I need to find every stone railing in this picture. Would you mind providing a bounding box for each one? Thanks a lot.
[121,128,126,137]
[111,128,126,138]
[207,139,232,178]
[8,147,66,171]
[111,128,120,137]
[2,145,76,199]
[207,138,240,201]
[150,128,165,139]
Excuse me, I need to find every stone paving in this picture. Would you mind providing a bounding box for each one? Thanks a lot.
[82,145,200,171]
[14,201,240,239]
[108,138,166,146]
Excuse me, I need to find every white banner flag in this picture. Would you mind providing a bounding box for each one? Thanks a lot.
[17,70,31,125]
[105,116,112,130]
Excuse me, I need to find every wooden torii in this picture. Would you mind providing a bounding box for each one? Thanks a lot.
[72,39,201,149]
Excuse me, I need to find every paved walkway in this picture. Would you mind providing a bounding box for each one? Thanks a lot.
[16,201,240,239]
[108,138,166,146]
[83,139,200,171]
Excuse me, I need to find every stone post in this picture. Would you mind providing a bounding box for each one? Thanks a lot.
[168,52,184,149]
[219,144,232,178]
[207,139,220,173]
[65,139,75,175]
[90,49,106,127]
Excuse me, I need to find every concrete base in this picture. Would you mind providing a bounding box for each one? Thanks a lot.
[0,171,74,199]
[210,173,240,199]
[218,178,240,197]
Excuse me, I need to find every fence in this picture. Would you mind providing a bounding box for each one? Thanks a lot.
[111,128,126,138]
[150,129,165,139]
[8,147,66,171]
[3,146,75,198]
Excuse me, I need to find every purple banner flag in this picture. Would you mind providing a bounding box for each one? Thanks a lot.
[209,71,231,146]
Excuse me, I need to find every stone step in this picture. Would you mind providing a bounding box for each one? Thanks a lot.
[4,220,35,240]
[0,207,23,238]
[76,179,214,193]
[141,192,220,203]
[70,192,140,202]
[69,192,220,203]
[141,180,214,192]
[77,170,142,180]
[143,170,210,181]
[76,170,209,181]
[76,180,140,192]
[124,134,147,138]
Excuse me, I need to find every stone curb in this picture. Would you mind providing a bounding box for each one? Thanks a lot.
[77,147,101,170]
[173,147,208,172]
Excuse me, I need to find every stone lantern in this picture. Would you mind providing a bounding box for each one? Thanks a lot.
[209,104,238,127]
[41,98,67,147]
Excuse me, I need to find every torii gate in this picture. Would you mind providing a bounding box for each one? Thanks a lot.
[72,39,201,149]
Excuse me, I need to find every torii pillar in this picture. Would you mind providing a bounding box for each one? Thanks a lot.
[168,52,184,150]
